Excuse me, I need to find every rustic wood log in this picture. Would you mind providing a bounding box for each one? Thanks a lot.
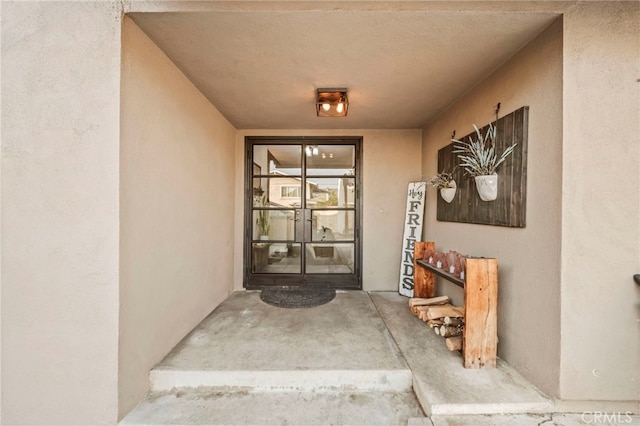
[413,242,435,298]
[426,319,444,328]
[421,312,441,323]
[439,325,463,338]
[414,306,432,321]
[462,258,498,368]
[444,317,465,327]
[426,305,465,320]
[414,305,431,314]
[434,326,441,336]
[409,295,450,307]
[445,336,463,352]
[415,303,452,321]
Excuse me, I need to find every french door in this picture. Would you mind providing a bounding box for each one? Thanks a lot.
[244,137,362,289]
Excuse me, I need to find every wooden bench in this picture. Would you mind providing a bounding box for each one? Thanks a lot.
[414,241,498,369]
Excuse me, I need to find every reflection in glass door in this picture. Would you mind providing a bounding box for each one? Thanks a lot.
[245,138,361,289]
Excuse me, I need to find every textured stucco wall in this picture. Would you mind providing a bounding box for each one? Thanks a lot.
[560,2,640,402]
[1,2,122,424]
[421,19,563,397]
[234,129,422,292]
[119,18,237,417]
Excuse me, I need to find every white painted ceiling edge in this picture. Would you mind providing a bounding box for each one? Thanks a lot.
[127,1,564,129]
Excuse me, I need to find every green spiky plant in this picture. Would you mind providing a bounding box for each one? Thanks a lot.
[428,169,456,189]
[452,124,517,178]
[256,195,271,237]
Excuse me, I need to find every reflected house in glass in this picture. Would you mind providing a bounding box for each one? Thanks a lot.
[266,170,355,242]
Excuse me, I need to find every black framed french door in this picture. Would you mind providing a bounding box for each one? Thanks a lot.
[244,137,362,289]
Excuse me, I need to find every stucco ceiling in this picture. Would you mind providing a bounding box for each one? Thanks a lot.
[129,8,559,129]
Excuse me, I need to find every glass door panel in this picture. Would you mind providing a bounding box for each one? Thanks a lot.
[252,209,296,241]
[311,210,355,241]
[305,177,355,209]
[253,144,302,176]
[252,242,301,274]
[305,242,355,274]
[305,145,355,175]
[253,177,303,208]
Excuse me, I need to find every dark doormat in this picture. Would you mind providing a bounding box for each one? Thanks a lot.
[260,287,336,309]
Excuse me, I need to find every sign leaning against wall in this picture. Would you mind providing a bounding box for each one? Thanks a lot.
[399,181,427,297]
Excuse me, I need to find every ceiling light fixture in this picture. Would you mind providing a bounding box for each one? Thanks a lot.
[316,88,349,117]
[305,145,320,157]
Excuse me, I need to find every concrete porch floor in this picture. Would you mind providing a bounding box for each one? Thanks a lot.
[121,291,639,426]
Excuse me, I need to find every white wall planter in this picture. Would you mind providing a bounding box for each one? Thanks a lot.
[440,180,457,203]
[474,174,498,201]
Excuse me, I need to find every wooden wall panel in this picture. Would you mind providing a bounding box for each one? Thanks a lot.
[436,106,528,227]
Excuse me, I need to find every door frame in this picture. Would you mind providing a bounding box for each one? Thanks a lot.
[243,136,363,290]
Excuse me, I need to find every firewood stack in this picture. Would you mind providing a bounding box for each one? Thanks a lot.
[409,296,465,352]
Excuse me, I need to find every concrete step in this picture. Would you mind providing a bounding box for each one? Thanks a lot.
[151,368,413,392]
[121,291,425,424]
[150,291,413,393]
[370,292,554,416]
[120,387,426,426]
